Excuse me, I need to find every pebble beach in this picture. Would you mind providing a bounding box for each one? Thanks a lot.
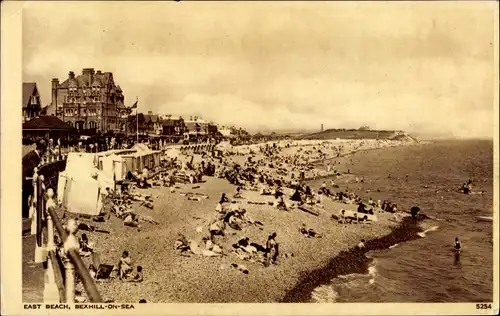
[66,138,423,303]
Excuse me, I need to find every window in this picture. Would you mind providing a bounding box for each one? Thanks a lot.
[89,121,97,129]
[67,121,73,127]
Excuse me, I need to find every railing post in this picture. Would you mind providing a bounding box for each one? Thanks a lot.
[46,189,56,251]
[43,188,59,302]
[63,219,79,303]
[35,174,47,263]
[30,168,39,235]
[64,257,75,303]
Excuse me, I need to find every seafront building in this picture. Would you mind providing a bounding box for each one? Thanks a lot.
[47,68,132,134]
[22,82,42,123]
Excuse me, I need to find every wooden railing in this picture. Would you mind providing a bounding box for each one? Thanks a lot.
[29,152,103,303]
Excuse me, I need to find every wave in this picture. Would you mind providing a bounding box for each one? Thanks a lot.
[417,225,439,238]
[281,216,424,302]
[311,285,340,303]
[311,260,379,302]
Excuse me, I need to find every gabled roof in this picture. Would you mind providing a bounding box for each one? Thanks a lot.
[162,118,184,127]
[117,100,126,109]
[22,82,38,108]
[22,116,75,131]
[143,114,159,124]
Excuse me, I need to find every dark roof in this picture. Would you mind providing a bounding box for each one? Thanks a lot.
[22,116,75,131]
[185,122,200,132]
[117,100,126,109]
[23,82,37,108]
[59,71,113,88]
[162,118,183,127]
[143,114,159,124]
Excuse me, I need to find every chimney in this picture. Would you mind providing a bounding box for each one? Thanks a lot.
[51,78,59,109]
[68,71,75,79]
[82,68,95,83]
[148,111,153,115]
[96,70,102,75]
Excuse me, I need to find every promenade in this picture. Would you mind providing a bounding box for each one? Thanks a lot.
[22,234,44,302]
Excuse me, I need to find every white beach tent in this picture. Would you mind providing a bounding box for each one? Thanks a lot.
[215,141,232,151]
[165,147,181,159]
[57,152,114,216]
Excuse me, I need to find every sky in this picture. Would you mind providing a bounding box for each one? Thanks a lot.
[22,1,496,138]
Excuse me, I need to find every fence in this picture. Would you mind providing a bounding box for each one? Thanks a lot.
[28,151,103,303]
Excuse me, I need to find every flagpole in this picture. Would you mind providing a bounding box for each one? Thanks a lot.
[135,96,139,144]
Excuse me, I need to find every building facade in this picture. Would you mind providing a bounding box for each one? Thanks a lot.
[22,82,42,122]
[162,116,185,139]
[50,68,128,134]
[143,111,162,135]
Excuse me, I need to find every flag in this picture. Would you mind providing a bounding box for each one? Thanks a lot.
[130,101,138,109]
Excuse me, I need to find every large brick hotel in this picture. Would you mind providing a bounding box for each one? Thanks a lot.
[47,68,131,134]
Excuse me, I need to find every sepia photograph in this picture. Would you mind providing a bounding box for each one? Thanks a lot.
[1,0,498,314]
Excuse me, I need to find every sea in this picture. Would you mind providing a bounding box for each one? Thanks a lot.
[309,140,494,303]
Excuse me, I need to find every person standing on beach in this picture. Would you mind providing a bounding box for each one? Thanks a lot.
[22,139,47,219]
[454,237,462,253]
[265,233,278,267]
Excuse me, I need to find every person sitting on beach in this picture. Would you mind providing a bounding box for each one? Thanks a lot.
[233,186,244,199]
[351,212,360,224]
[219,193,230,204]
[305,186,312,197]
[299,223,322,238]
[79,233,94,256]
[117,251,133,280]
[357,202,367,214]
[358,239,366,249]
[276,195,288,211]
[337,209,347,224]
[89,264,97,279]
[137,175,152,189]
[461,179,473,194]
[391,204,398,213]
[124,213,140,228]
[291,187,304,203]
[359,215,370,224]
[126,266,143,283]
[209,214,226,240]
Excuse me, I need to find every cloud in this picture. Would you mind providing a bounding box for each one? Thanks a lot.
[22,1,496,138]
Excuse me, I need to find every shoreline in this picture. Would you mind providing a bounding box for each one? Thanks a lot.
[280,216,425,302]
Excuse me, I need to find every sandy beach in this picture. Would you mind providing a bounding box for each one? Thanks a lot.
[66,138,422,303]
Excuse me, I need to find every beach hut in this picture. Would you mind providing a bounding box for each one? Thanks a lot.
[121,146,161,175]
